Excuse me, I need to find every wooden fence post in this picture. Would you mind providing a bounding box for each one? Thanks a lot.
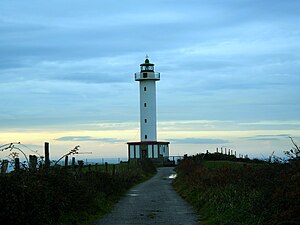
[65,156,69,167]
[112,165,116,176]
[29,155,37,171]
[78,160,84,176]
[44,142,50,168]
[71,157,76,170]
[14,158,20,171]
[1,160,9,174]
[105,162,108,173]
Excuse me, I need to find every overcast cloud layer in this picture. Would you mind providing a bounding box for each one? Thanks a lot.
[1,0,300,158]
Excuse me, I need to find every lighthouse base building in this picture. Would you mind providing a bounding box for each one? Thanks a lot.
[127,58,170,164]
[127,141,170,163]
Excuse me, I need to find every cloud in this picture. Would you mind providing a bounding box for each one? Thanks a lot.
[0,0,299,162]
[169,138,229,144]
[238,121,300,131]
[55,136,126,143]
[249,138,280,141]
[243,134,292,141]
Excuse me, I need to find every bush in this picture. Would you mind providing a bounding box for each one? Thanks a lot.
[140,159,157,175]
[174,156,300,225]
[0,162,155,225]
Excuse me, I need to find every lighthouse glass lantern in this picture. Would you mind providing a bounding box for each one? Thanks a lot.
[127,57,169,164]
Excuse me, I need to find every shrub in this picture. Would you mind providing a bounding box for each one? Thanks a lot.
[174,156,300,225]
[0,162,154,225]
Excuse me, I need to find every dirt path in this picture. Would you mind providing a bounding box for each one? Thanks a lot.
[93,167,199,225]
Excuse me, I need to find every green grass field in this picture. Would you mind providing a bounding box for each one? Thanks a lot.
[174,155,300,225]
[202,160,266,170]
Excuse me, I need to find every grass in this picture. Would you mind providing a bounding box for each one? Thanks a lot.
[202,160,267,170]
[173,154,300,225]
[69,160,157,225]
[202,160,245,169]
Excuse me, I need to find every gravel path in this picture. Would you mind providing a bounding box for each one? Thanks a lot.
[93,167,199,225]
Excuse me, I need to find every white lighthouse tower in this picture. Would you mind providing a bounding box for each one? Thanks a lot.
[127,57,169,163]
[137,57,158,142]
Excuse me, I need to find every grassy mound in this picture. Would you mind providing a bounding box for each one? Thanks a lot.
[174,154,300,225]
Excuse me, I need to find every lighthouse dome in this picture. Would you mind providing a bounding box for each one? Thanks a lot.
[140,58,154,72]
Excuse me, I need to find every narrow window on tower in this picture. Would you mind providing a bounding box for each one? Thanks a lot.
[144,103,147,107]
[145,135,147,139]
[145,119,147,123]
[143,73,147,78]
[144,87,146,91]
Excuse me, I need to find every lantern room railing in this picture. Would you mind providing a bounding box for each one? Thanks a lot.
[135,72,160,81]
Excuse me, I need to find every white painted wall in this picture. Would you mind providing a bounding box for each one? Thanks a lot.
[138,74,158,142]
[128,143,169,159]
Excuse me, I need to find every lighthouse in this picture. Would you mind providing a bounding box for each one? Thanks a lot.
[137,57,158,142]
[127,57,170,163]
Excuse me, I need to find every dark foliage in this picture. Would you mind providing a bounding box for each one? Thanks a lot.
[139,158,157,175]
[0,162,156,225]
[174,153,300,225]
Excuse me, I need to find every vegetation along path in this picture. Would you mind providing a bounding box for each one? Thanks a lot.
[93,167,199,225]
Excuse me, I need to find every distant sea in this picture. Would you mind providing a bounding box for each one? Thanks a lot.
[5,157,128,172]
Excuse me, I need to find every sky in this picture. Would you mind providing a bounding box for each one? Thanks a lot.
[1,0,300,160]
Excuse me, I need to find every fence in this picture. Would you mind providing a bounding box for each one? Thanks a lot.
[0,142,130,174]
